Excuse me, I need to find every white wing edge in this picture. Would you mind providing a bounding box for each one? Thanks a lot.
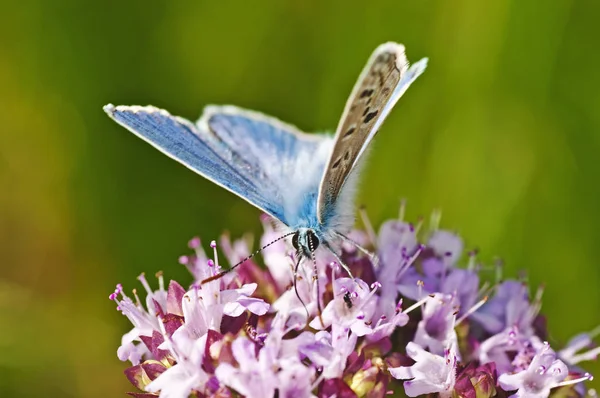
[103,103,285,222]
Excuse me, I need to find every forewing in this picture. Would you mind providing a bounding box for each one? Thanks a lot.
[199,105,325,181]
[103,104,289,223]
[317,43,427,224]
[199,106,332,228]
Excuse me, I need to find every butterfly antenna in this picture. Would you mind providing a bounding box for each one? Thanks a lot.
[292,255,311,328]
[334,231,379,267]
[201,231,295,285]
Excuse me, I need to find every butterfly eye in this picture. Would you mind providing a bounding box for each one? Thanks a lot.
[291,232,300,251]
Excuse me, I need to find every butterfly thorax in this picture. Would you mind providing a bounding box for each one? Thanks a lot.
[291,228,320,258]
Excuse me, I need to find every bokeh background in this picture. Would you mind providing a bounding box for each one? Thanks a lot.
[1,0,599,396]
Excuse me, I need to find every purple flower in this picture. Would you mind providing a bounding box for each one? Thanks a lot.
[376,221,421,301]
[477,326,543,375]
[377,221,419,282]
[498,342,591,397]
[397,237,480,315]
[428,229,464,266]
[145,333,210,397]
[309,277,378,336]
[439,267,480,315]
[110,209,596,397]
[181,253,269,335]
[271,273,319,325]
[215,337,279,398]
[389,341,458,397]
[558,327,600,365]
[110,277,164,365]
[276,357,316,398]
[366,298,409,342]
[300,324,358,379]
[413,293,459,357]
[216,313,316,398]
[167,279,269,347]
[472,281,540,336]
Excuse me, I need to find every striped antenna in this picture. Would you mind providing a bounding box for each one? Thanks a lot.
[200,231,295,285]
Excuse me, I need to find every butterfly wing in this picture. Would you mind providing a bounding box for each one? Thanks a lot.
[199,105,326,182]
[104,104,329,226]
[200,106,333,228]
[316,42,428,225]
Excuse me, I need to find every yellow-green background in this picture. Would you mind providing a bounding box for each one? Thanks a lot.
[1,1,599,396]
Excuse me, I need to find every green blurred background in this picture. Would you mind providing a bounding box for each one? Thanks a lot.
[1,0,599,396]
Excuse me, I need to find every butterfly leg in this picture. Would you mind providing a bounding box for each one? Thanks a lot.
[323,241,357,281]
[292,255,311,327]
[334,231,379,268]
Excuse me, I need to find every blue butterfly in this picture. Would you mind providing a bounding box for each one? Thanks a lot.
[104,42,427,282]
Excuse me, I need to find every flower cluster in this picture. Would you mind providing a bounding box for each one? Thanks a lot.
[111,212,597,397]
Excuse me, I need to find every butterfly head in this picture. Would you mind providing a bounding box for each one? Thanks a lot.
[291,228,320,258]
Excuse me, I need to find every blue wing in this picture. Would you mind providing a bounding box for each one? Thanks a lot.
[200,106,333,229]
[200,105,325,181]
[104,104,331,227]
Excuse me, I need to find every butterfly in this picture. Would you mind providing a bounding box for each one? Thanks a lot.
[104,42,427,284]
